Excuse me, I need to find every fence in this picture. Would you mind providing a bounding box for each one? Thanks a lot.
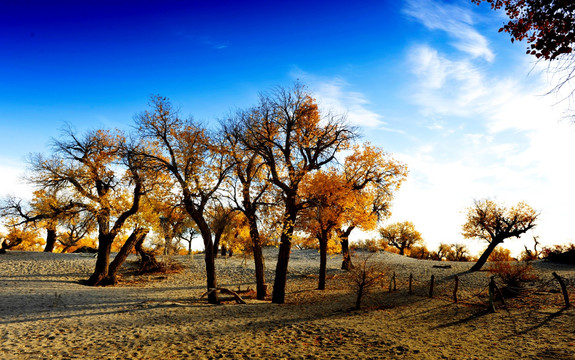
[382,270,572,312]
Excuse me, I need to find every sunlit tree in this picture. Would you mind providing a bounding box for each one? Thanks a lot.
[220,113,273,299]
[337,144,408,269]
[238,83,356,304]
[135,96,233,304]
[27,128,145,285]
[462,199,538,271]
[379,221,423,256]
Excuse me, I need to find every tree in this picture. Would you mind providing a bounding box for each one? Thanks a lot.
[221,113,273,300]
[379,221,423,256]
[462,199,538,271]
[206,203,235,257]
[135,95,233,304]
[473,0,575,96]
[299,169,361,290]
[238,83,356,304]
[473,0,575,60]
[28,128,145,285]
[337,144,407,270]
[0,190,80,253]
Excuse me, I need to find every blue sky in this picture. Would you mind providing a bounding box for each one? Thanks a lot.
[2,0,574,255]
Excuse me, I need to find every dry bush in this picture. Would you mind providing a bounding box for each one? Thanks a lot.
[347,253,387,309]
[488,247,513,262]
[408,245,430,259]
[488,261,537,298]
[351,239,381,253]
[542,243,575,264]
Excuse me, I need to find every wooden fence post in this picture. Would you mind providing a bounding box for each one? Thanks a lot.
[408,273,413,295]
[552,272,571,309]
[488,276,496,313]
[453,275,459,303]
[429,275,435,298]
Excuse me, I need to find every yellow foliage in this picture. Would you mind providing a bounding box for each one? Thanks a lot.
[4,226,44,251]
[488,247,514,262]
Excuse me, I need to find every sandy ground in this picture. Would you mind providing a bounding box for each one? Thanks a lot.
[1,248,574,359]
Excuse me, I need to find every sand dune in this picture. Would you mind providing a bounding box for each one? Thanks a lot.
[1,249,574,359]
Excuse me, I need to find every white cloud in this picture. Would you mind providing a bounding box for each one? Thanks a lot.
[404,0,495,62]
[0,159,32,200]
[290,70,386,128]
[389,1,575,256]
[408,45,489,119]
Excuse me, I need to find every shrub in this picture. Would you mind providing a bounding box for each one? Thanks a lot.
[351,239,380,253]
[409,245,430,259]
[488,261,537,298]
[542,243,575,265]
[488,247,513,262]
[347,253,387,309]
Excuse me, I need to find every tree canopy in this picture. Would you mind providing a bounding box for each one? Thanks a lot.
[473,0,575,60]
[462,199,538,271]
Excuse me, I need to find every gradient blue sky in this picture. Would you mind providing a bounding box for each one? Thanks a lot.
[2,0,574,254]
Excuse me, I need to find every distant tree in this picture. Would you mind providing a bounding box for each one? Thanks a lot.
[450,243,470,261]
[0,190,81,253]
[0,221,43,252]
[462,199,538,271]
[488,246,513,262]
[206,203,235,257]
[237,83,356,304]
[409,245,430,260]
[379,221,423,256]
[431,243,453,261]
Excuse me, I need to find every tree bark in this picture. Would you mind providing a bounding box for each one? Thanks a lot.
[339,226,355,270]
[220,244,227,257]
[43,228,57,253]
[470,240,501,272]
[318,235,328,290]
[103,228,149,285]
[135,232,163,273]
[195,217,218,304]
[272,206,297,304]
[86,233,113,286]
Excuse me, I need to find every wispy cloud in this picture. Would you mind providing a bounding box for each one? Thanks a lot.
[404,0,494,62]
[290,70,387,128]
[408,45,487,118]
[390,0,575,254]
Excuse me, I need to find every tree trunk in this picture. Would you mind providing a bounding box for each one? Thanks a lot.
[220,244,227,257]
[196,219,218,304]
[318,235,328,290]
[86,233,114,286]
[43,228,57,253]
[104,228,149,285]
[135,232,163,273]
[339,226,355,270]
[470,240,501,272]
[399,247,405,256]
[213,228,225,259]
[253,243,266,299]
[272,207,297,304]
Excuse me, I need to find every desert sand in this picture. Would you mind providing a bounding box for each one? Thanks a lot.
[1,248,574,359]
